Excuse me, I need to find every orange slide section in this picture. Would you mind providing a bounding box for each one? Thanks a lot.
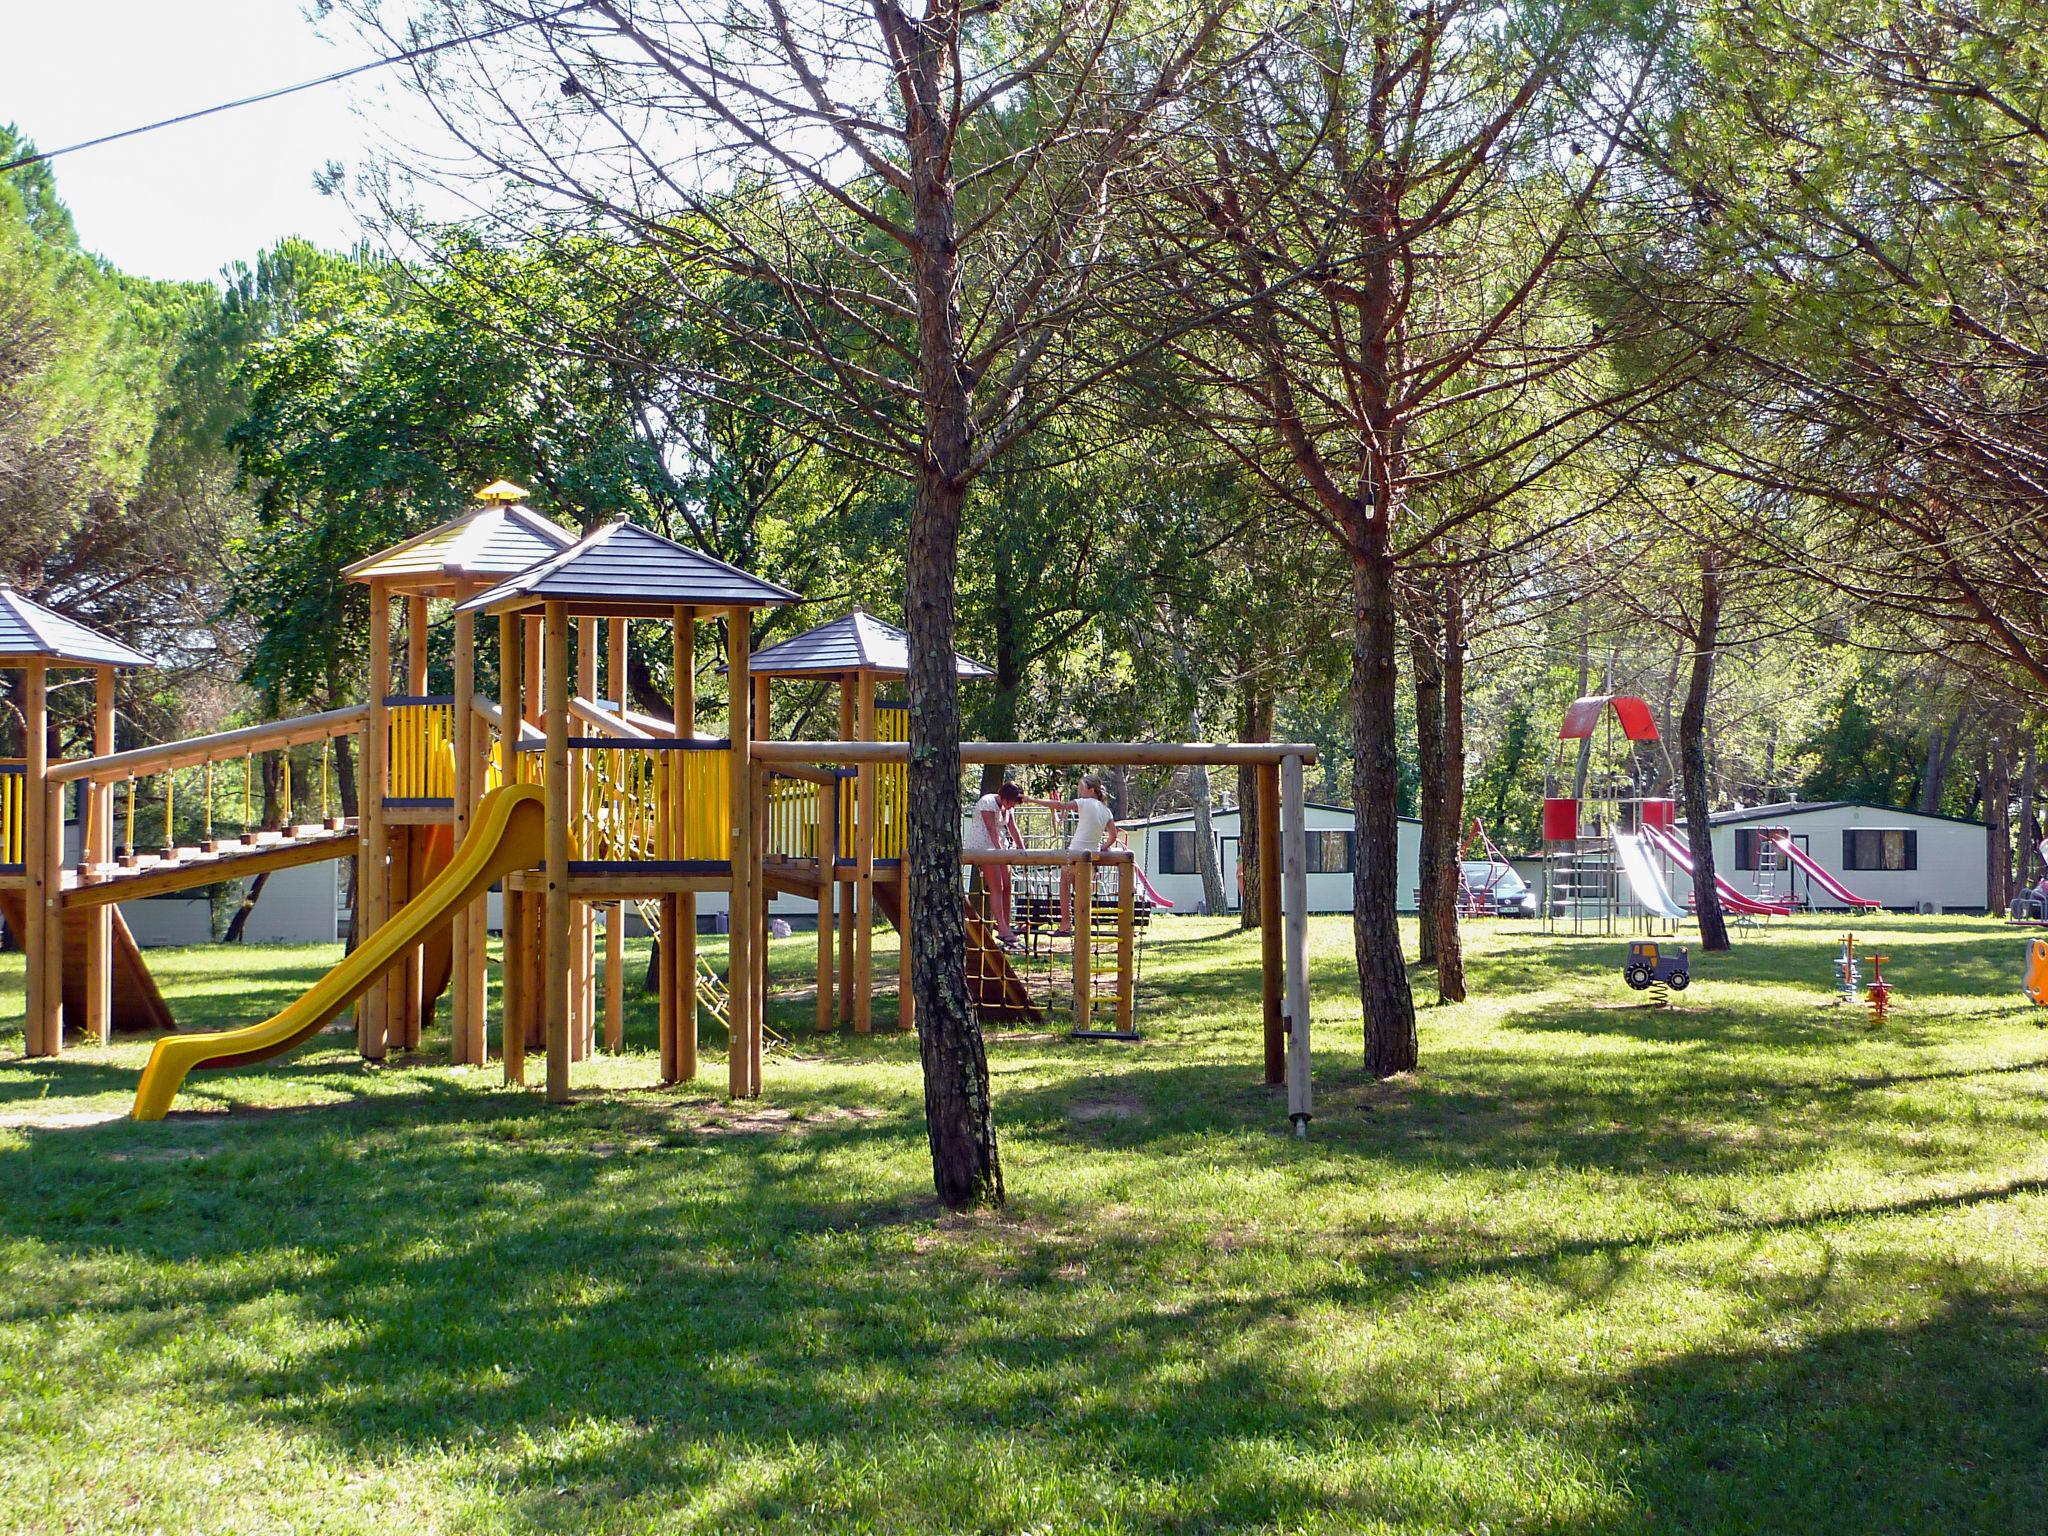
[413,822,456,1016]
[0,894,175,1036]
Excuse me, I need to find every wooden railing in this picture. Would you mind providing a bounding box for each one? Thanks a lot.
[385,695,455,801]
[510,738,732,864]
[43,705,366,868]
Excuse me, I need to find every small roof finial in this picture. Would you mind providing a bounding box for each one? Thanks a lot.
[476,478,530,506]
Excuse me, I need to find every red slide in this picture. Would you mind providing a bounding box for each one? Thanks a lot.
[1132,864,1175,910]
[1641,823,1795,916]
[1767,833,1879,910]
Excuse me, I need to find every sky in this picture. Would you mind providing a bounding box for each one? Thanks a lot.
[0,1,438,284]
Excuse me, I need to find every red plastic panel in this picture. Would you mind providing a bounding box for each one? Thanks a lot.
[1556,694,1659,742]
[1541,797,1580,842]
[1640,798,1676,830]
[1609,696,1659,741]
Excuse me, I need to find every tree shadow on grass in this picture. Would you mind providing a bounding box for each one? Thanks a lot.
[1550,1283,2048,1534]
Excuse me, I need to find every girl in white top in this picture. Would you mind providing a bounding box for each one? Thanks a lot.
[1030,774,1121,936]
[964,783,1025,945]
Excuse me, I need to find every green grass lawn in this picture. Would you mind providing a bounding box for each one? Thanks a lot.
[2,913,2046,1533]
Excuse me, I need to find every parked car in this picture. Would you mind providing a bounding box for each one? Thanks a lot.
[1461,859,1539,917]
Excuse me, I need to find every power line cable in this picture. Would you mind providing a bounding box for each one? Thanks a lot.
[0,2,591,177]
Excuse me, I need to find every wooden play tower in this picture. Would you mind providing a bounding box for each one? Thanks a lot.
[6,481,1325,1134]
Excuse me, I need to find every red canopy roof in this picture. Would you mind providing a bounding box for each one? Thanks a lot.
[1558,694,1658,743]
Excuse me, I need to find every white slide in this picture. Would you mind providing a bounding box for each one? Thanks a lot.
[1613,830,1690,920]
[1767,833,1879,909]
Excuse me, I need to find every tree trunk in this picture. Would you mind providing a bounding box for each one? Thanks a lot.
[1922,706,1967,816]
[1187,761,1230,915]
[1352,539,1418,1075]
[906,462,1002,1208]
[1984,736,2014,915]
[1238,685,1273,931]
[1168,637,1230,915]
[903,49,1002,1207]
[1409,609,1444,968]
[1434,580,1467,1002]
[976,531,1027,796]
[224,872,271,944]
[332,708,360,956]
[1681,550,1730,953]
[2020,737,2038,891]
[1570,621,1596,799]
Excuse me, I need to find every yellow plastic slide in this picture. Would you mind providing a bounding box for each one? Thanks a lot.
[130,785,546,1120]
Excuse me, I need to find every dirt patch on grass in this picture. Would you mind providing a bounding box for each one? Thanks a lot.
[1067,1094,1147,1123]
[685,1103,886,1138]
[0,1106,132,1131]
[1320,1073,1422,1115]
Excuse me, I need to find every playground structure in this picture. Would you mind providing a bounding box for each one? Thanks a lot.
[1541,694,1686,934]
[0,484,1320,1127]
[1541,694,1825,934]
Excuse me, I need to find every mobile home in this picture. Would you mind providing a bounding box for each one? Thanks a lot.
[1686,800,1990,915]
[1121,803,1422,915]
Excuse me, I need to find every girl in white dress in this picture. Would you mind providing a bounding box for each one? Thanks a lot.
[1030,773,1121,936]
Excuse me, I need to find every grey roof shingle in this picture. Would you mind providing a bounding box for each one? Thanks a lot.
[748,609,993,678]
[0,587,157,668]
[342,503,577,585]
[455,521,801,614]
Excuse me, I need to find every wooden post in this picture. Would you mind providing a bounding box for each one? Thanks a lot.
[397,592,431,1048]
[751,671,769,1068]
[658,891,679,1080]
[1072,853,1093,1032]
[543,603,572,1102]
[41,777,63,1054]
[406,594,429,693]
[451,594,477,1064]
[604,615,626,1052]
[751,763,769,1093]
[399,835,423,1052]
[853,670,875,1033]
[675,608,699,1081]
[502,888,526,1085]
[899,864,914,1034]
[1258,760,1284,1086]
[85,665,114,1045]
[726,606,755,1096]
[497,607,523,1079]
[523,614,542,728]
[816,778,836,1032]
[836,679,854,1024]
[359,582,391,1059]
[1115,853,1135,1036]
[21,662,51,1056]
[540,606,573,1097]
[1281,752,1312,1131]
[676,889,698,1083]
[572,615,597,1060]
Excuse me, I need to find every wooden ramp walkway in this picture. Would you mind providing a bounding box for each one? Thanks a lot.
[59,822,358,909]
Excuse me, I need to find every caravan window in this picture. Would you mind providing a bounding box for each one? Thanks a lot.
[1305,831,1354,874]
[1842,828,1916,871]
[1733,829,1760,871]
[1156,830,1200,874]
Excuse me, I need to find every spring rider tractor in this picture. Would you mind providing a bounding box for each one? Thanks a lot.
[1623,939,1690,992]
